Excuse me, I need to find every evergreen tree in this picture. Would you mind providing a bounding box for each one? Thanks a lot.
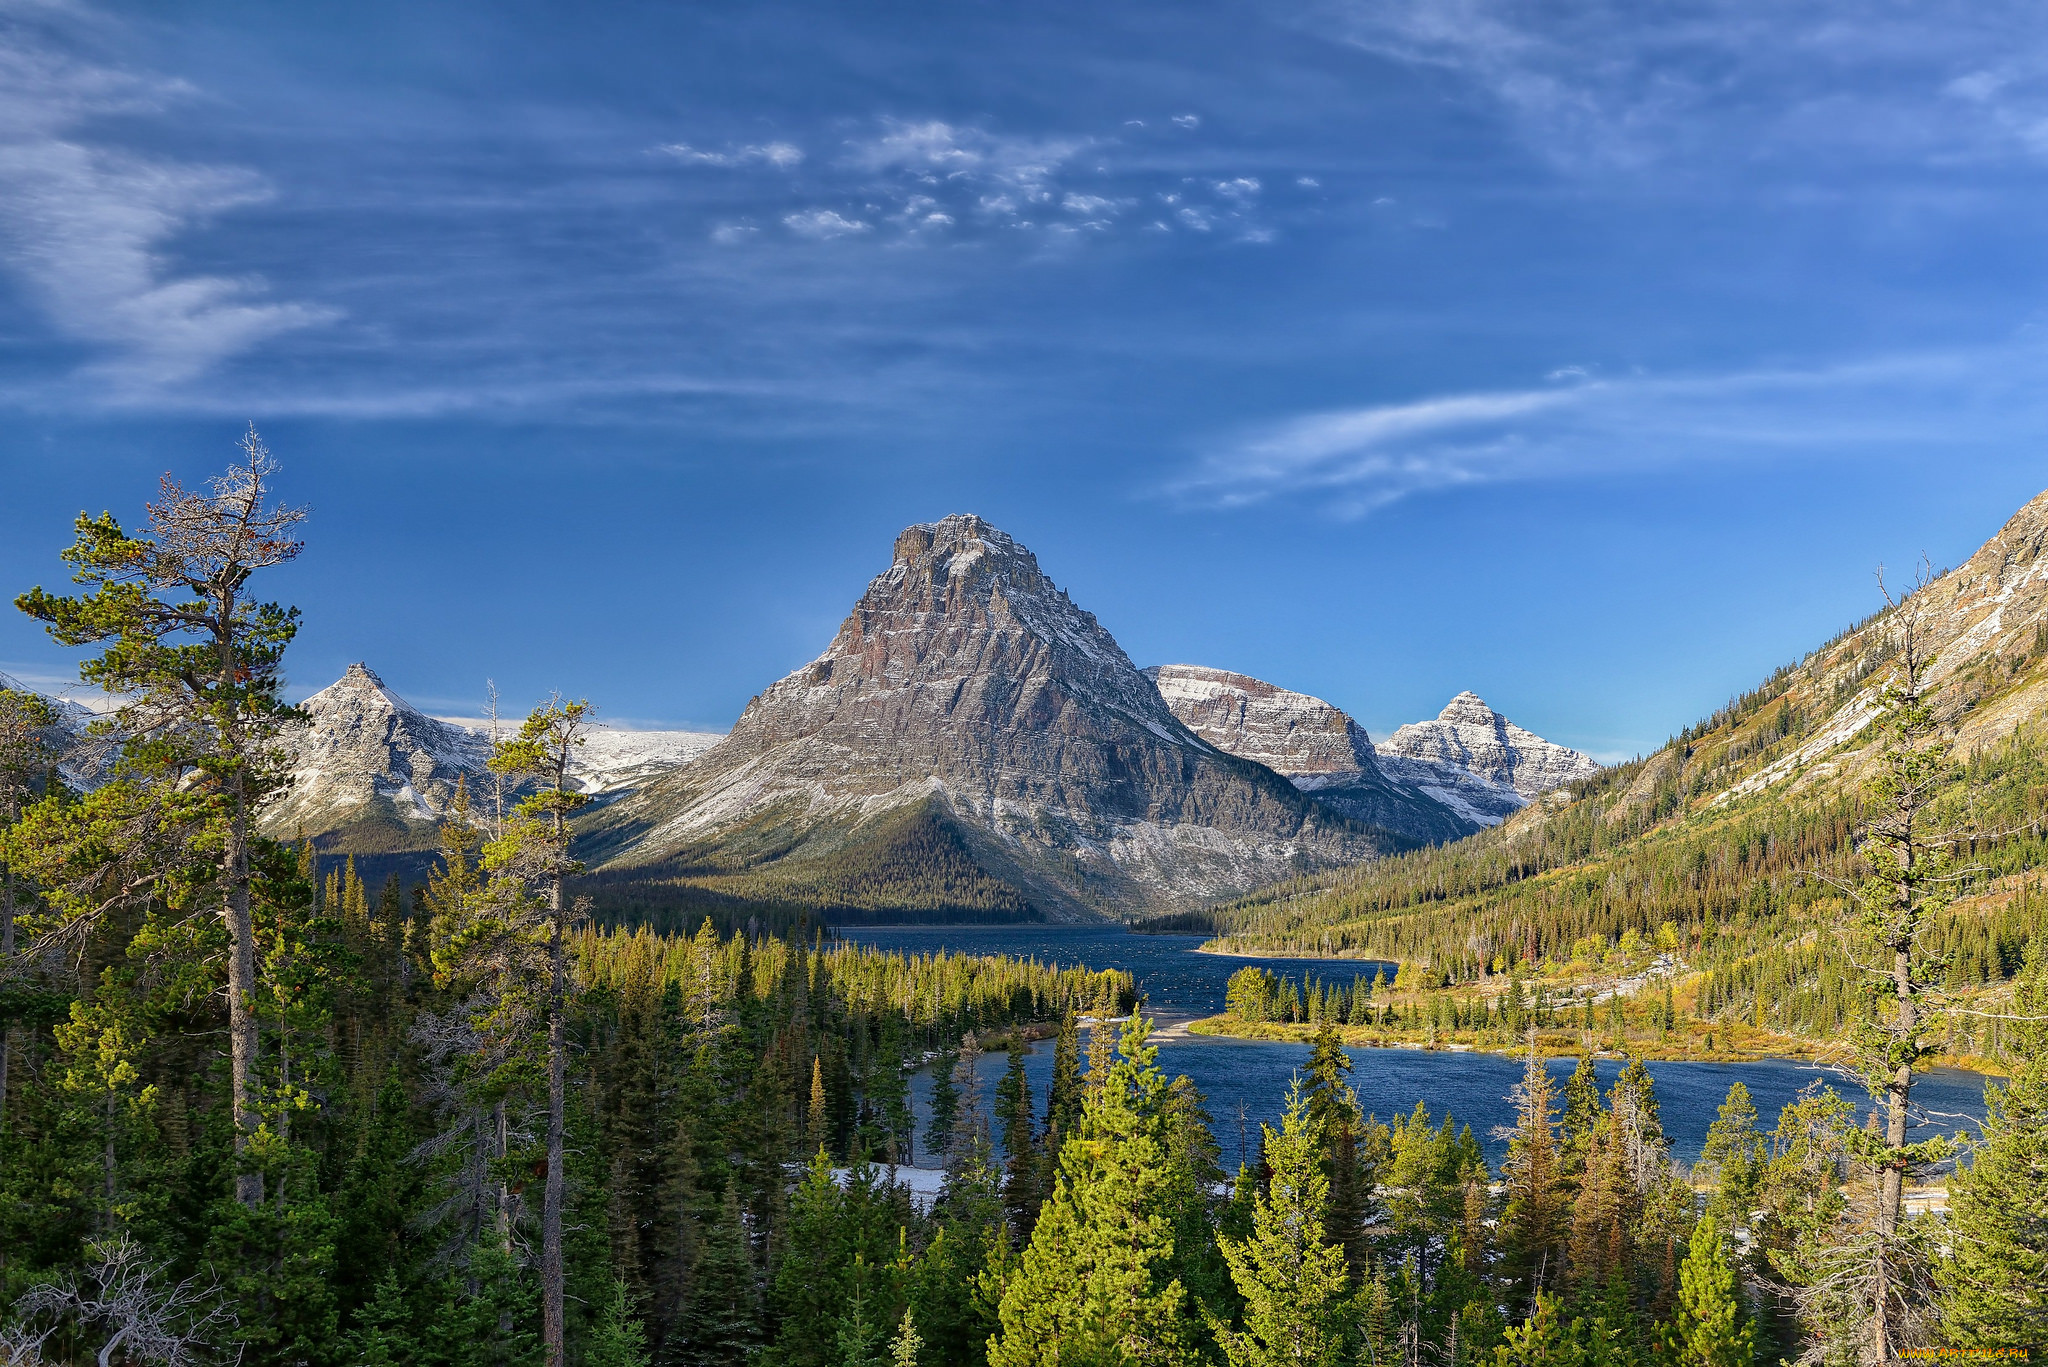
[988,1015,1196,1367]
[1211,1080,1350,1367]
[889,1308,923,1367]
[588,1279,654,1367]
[680,1185,761,1365]
[487,695,594,1367]
[1670,1216,1751,1367]
[345,1269,424,1367]
[994,1041,1041,1237]
[16,429,306,1207]
[1496,1042,1565,1315]
[0,683,57,1130]
[837,1274,890,1367]
[1936,937,2048,1345]
[1697,1083,1764,1229]
[1041,1006,1081,1170]
[1832,576,1963,1358]
[1558,1054,1602,1178]
[927,1049,960,1162]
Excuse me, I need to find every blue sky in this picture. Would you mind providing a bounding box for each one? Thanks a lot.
[1,0,2044,756]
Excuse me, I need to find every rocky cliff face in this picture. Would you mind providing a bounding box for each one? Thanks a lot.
[1374,691,1601,825]
[587,514,1391,919]
[1144,664,1477,843]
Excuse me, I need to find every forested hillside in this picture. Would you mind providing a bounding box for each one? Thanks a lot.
[1147,491,2048,1062]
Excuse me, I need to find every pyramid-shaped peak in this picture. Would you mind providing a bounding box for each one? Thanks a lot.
[1438,691,1501,725]
[307,662,421,718]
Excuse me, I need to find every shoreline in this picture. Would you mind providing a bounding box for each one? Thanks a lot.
[1188,942,1393,963]
[1180,1015,2011,1077]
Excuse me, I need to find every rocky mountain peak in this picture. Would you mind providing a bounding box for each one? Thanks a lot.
[1436,691,1501,726]
[591,517,1386,920]
[1378,693,1599,808]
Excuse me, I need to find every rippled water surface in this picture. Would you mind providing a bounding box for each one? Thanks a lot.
[840,924,1990,1170]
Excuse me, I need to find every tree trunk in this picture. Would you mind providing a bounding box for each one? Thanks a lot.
[227,773,263,1207]
[542,856,567,1367]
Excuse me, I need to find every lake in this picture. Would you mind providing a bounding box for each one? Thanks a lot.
[838,924,1991,1171]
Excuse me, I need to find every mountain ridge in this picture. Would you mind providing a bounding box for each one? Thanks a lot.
[1142,664,1480,843]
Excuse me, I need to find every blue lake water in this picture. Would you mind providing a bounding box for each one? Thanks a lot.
[839,924,1992,1171]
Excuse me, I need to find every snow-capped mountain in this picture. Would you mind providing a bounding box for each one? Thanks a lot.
[587,514,1390,919]
[1374,692,1600,825]
[1143,665,1476,843]
[264,663,722,849]
[0,671,111,788]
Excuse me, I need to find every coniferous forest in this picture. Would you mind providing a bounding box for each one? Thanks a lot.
[3,452,2047,1365]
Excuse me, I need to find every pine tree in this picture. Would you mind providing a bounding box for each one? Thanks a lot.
[837,1275,890,1367]
[771,1148,852,1367]
[0,683,57,1130]
[344,1269,423,1367]
[680,1185,762,1365]
[1496,1041,1564,1315]
[1830,574,1964,1358]
[588,1279,654,1367]
[1936,937,2048,1345]
[1211,1080,1350,1367]
[994,1041,1041,1237]
[988,1016,1196,1367]
[889,1308,923,1367]
[16,429,306,1207]
[1670,1216,1752,1367]
[487,696,594,1367]
[1558,1054,1602,1179]
[1042,1006,1081,1164]
[927,1048,960,1162]
[1698,1083,1764,1229]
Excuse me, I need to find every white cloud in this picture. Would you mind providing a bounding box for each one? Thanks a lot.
[783,208,870,239]
[847,119,1080,194]
[1315,0,2048,172]
[1170,347,2048,516]
[0,19,336,388]
[659,140,805,168]
[1061,192,1117,214]
[1214,177,1260,199]
[1172,113,1201,129]
[1296,175,1321,187]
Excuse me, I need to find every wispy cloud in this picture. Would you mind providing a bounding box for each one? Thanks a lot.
[1314,0,2048,172]
[0,6,336,388]
[1172,346,2048,515]
[657,139,804,168]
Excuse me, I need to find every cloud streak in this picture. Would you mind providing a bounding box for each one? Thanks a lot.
[1173,347,2048,515]
[1315,0,2048,173]
[0,7,335,389]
